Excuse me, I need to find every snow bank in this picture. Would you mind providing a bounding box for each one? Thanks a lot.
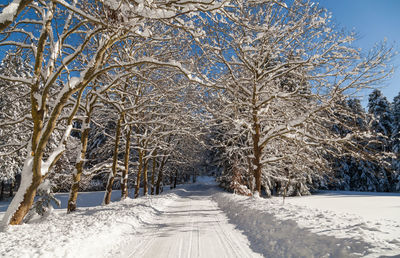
[0,191,177,257]
[213,191,400,258]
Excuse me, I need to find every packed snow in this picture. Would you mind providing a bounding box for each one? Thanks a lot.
[1,177,399,257]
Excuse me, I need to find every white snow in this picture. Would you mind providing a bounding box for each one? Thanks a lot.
[214,190,400,257]
[283,191,400,256]
[68,77,81,90]
[1,179,399,257]
[116,181,261,258]
[0,0,21,24]
[0,190,176,258]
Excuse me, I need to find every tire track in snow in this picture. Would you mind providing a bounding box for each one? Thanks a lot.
[212,200,250,258]
[115,184,261,258]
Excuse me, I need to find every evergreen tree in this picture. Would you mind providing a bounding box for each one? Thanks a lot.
[368,89,393,146]
[392,92,400,154]
[0,51,32,192]
[329,98,395,192]
[367,90,395,191]
[392,92,400,190]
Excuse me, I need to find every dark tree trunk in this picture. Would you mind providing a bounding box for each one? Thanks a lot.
[0,181,4,200]
[155,156,167,195]
[192,169,196,183]
[104,113,123,205]
[121,125,132,199]
[252,89,262,195]
[68,102,94,212]
[134,149,143,198]
[150,153,157,195]
[143,156,148,196]
[9,180,14,197]
[173,171,177,188]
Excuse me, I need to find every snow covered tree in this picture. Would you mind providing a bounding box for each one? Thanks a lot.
[200,0,393,195]
[0,0,139,226]
[66,91,99,212]
[368,89,393,149]
[365,90,395,190]
[0,50,32,197]
[392,92,400,190]
[1,0,221,224]
[327,98,394,192]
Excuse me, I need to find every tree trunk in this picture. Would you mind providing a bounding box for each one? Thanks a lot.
[143,155,149,196]
[192,169,196,183]
[3,152,43,226]
[68,107,93,212]
[5,100,79,225]
[4,4,53,226]
[104,113,123,205]
[150,152,157,195]
[173,171,177,189]
[0,181,4,200]
[155,156,167,195]
[252,85,262,195]
[121,125,132,199]
[9,177,42,225]
[134,149,143,198]
[9,180,14,197]
[283,169,291,205]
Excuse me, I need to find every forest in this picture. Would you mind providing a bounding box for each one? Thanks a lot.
[0,0,399,229]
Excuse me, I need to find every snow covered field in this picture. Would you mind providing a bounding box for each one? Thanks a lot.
[215,191,400,257]
[1,178,400,257]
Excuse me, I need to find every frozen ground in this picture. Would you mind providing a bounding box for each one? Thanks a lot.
[1,177,400,257]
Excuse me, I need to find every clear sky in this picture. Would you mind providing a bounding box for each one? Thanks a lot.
[317,0,400,105]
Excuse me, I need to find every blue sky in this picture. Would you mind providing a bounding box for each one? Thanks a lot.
[317,0,400,104]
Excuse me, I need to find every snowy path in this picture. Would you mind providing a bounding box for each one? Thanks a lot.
[1,178,399,257]
[115,184,262,258]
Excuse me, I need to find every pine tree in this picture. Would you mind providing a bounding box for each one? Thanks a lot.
[393,92,400,154]
[366,90,394,191]
[368,89,393,144]
[0,51,32,194]
[328,97,396,192]
[392,92,400,190]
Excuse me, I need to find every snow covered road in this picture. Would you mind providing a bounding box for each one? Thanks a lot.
[114,184,262,258]
[1,178,400,257]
